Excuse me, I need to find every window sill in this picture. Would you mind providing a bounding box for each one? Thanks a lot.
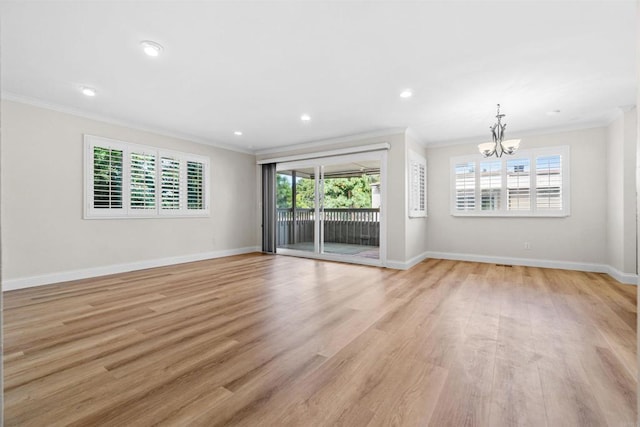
[451,212,569,218]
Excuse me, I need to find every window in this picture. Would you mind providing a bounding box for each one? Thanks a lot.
[92,146,123,211]
[480,160,501,211]
[130,150,156,212]
[408,151,427,217]
[506,158,530,211]
[450,146,569,217]
[85,135,209,218]
[455,162,475,211]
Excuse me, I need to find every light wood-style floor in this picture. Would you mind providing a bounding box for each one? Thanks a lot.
[3,254,637,426]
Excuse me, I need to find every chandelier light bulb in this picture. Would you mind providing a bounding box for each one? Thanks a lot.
[140,40,163,57]
[81,86,96,97]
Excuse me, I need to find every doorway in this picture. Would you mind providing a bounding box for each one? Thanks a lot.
[275,151,386,266]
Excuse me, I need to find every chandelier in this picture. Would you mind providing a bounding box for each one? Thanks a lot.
[478,104,520,158]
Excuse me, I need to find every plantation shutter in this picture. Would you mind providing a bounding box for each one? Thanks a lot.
[187,160,205,210]
[455,162,475,211]
[479,160,502,211]
[506,158,530,211]
[161,156,181,211]
[130,151,156,212]
[92,145,124,211]
[450,145,568,216]
[536,154,562,210]
[85,135,210,219]
[408,153,427,217]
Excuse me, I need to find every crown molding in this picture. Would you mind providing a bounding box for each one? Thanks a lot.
[423,121,610,149]
[404,127,427,146]
[1,92,254,155]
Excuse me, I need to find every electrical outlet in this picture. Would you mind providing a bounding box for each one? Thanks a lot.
[524,242,531,250]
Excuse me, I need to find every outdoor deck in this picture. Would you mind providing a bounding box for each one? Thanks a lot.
[277,207,380,259]
[278,242,380,259]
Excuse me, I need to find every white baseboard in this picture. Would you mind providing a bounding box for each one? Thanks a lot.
[424,251,638,285]
[5,247,636,291]
[2,246,260,291]
[387,251,430,270]
[606,265,639,286]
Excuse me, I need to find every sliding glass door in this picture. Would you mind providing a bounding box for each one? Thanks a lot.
[275,151,386,266]
[276,167,316,253]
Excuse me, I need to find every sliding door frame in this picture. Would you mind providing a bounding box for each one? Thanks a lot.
[275,150,387,267]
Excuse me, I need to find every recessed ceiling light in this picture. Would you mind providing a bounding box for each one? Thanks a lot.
[300,114,311,121]
[81,86,96,97]
[140,40,163,57]
[400,89,413,98]
[546,110,561,116]
[234,131,243,136]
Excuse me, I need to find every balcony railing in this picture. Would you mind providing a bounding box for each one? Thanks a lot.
[277,208,380,247]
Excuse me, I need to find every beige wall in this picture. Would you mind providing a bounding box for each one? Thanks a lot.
[426,127,608,266]
[607,108,638,275]
[1,100,258,283]
[3,99,636,283]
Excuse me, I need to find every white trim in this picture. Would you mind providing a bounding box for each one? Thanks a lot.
[606,266,639,285]
[257,142,390,165]
[2,246,260,291]
[387,251,430,270]
[404,127,426,146]
[425,251,638,285]
[277,249,383,268]
[274,149,388,266]
[379,150,388,266]
[1,92,253,154]
[255,128,405,156]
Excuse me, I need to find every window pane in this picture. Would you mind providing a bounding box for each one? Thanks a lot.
[480,160,501,210]
[161,157,181,210]
[506,158,530,211]
[187,161,204,210]
[130,153,156,209]
[93,146,123,209]
[455,162,475,211]
[536,155,562,210]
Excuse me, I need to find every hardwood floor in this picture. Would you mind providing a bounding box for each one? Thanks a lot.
[3,254,637,426]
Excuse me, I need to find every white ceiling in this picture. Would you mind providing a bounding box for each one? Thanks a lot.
[1,1,636,153]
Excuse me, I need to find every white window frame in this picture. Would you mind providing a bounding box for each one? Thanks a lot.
[450,145,570,217]
[408,150,427,218]
[84,135,210,219]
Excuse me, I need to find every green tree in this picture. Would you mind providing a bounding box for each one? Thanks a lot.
[276,174,292,208]
[277,173,379,209]
[323,174,378,208]
[295,178,315,208]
